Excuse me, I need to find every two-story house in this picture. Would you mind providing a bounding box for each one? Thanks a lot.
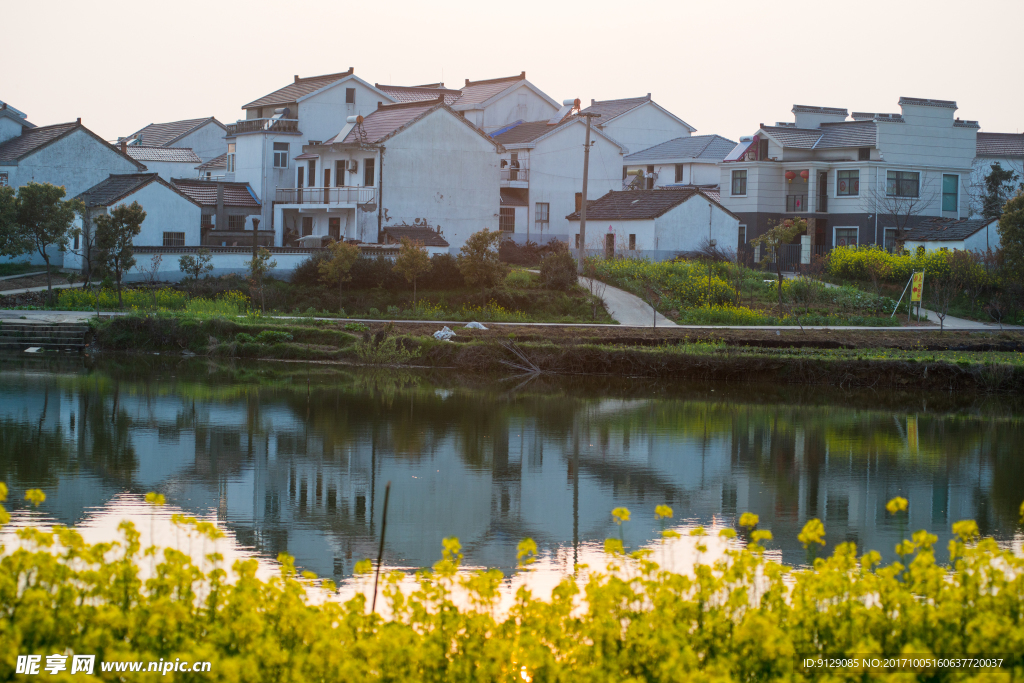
[579,94,696,155]
[491,116,625,244]
[622,135,736,190]
[228,68,456,240]
[452,72,561,134]
[719,98,978,253]
[273,96,501,251]
[121,117,227,162]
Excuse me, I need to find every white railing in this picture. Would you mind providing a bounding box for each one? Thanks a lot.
[226,118,300,135]
[275,186,377,205]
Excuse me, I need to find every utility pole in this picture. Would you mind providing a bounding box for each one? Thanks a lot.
[577,112,600,274]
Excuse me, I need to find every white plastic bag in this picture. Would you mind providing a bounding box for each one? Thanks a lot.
[433,326,456,341]
[464,321,488,330]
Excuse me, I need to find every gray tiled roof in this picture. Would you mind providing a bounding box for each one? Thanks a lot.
[760,126,823,149]
[816,121,876,148]
[340,100,439,144]
[792,105,848,116]
[196,153,227,170]
[171,179,261,208]
[977,132,1024,157]
[0,121,79,161]
[457,73,526,106]
[580,95,650,122]
[905,217,995,241]
[899,96,957,109]
[381,225,449,247]
[624,134,737,163]
[76,173,161,207]
[490,120,570,145]
[375,84,462,105]
[125,146,202,163]
[565,187,737,221]
[243,69,354,110]
[128,117,222,147]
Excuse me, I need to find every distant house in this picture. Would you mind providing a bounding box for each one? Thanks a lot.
[195,153,227,180]
[623,134,736,189]
[903,217,1000,254]
[453,72,561,134]
[0,101,35,150]
[122,117,227,162]
[566,187,740,261]
[169,178,263,247]
[579,94,696,155]
[277,96,501,252]
[67,173,202,274]
[380,224,450,256]
[124,145,202,181]
[491,118,625,243]
[969,132,1024,218]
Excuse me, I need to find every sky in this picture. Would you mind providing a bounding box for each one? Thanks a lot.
[4,0,1023,143]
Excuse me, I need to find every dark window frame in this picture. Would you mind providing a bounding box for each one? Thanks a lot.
[345,88,355,104]
[836,169,860,196]
[335,160,345,187]
[162,232,185,247]
[273,142,289,168]
[328,217,341,240]
[535,202,550,224]
[628,234,636,250]
[674,164,683,183]
[228,215,246,230]
[499,207,515,232]
[886,170,920,198]
[858,147,871,161]
[942,174,958,212]
[363,158,375,186]
[731,169,747,196]
[301,216,313,237]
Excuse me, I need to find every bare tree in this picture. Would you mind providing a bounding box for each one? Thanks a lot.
[863,174,936,249]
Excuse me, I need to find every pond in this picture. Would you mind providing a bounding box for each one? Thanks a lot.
[1,355,1022,581]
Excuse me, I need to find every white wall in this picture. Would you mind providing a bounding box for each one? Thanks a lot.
[119,249,315,282]
[0,117,23,144]
[7,128,141,197]
[876,105,976,169]
[463,83,559,134]
[298,79,391,143]
[601,103,691,155]
[624,161,721,188]
[170,121,227,162]
[138,159,201,182]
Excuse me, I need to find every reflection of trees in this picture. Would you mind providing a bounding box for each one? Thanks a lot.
[0,416,73,488]
[77,386,138,480]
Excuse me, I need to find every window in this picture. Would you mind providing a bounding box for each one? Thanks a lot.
[163,232,185,247]
[323,169,331,188]
[942,174,958,212]
[345,88,355,104]
[646,165,654,189]
[535,202,549,225]
[575,192,582,213]
[226,143,235,173]
[674,164,683,183]
[499,207,515,232]
[307,140,322,146]
[574,234,580,249]
[308,160,316,186]
[731,170,747,196]
[837,170,859,196]
[858,147,871,161]
[201,214,214,229]
[273,142,289,168]
[834,227,858,247]
[73,232,79,250]
[301,216,313,236]
[628,234,636,250]
[363,158,375,186]
[335,160,345,186]
[738,224,746,249]
[329,217,341,240]
[228,215,245,230]
[0,172,7,187]
[884,228,899,252]
[297,166,304,188]
[759,138,769,160]
[886,170,919,198]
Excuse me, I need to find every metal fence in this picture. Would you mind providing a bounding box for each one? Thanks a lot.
[753,244,831,273]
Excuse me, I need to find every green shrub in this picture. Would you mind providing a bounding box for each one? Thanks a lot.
[418,253,465,290]
[255,330,293,344]
[235,332,255,344]
[344,322,369,332]
[539,246,577,291]
[504,270,533,289]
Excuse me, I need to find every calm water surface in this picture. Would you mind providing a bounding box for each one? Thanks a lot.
[1,356,1022,579]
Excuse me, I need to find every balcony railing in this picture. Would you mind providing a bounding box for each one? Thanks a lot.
[275,186,376,205]
[500,167,529,183]
[786,194,808,212]
[226,118,300,136]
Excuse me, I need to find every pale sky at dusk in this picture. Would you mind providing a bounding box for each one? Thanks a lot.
[5,0,1022,143]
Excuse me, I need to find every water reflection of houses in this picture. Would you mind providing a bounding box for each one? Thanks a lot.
[0,371,1018,578]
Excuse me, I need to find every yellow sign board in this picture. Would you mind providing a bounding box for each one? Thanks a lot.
[910,272,925,302]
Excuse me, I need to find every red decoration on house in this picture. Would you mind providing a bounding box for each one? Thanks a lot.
[800,170,809,181]
[785,171,797,183]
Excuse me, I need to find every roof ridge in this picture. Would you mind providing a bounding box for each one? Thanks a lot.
[295,68,354,83]
[376,83,461,94]
[375,94,446,111]
[463,72,526,88]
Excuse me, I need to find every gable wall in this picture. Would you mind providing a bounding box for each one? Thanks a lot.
[10,129,141,196]
[602,104,691,155]
[478,85,559,133]
[298,80,392,143]
[172,122,228,162]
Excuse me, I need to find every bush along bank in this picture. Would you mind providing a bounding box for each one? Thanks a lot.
[92,316,1024,393]
[2,486,1023,682]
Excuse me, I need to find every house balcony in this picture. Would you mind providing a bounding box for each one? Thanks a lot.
[786,194,808,212]
[275,186,377,206]
[226,118,300,136]
[500,167,529,187]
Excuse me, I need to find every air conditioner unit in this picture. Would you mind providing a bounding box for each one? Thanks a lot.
[348,160,358,173]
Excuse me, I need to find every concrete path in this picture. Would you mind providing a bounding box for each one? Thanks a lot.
[0,282,86,296]
[0,271,48,282]
[578,277,676,327]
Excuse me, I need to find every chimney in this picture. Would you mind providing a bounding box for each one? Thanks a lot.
[465,78,470,86]
[76,117,82,125]
[120,140,127,154]
[646,93,651,99]
[1,103,6,111]
[591,99,595,105]
[294,75,299,82]
[520,71,526,78]
[759,123,764,128]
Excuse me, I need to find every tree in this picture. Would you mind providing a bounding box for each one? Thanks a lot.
[864,175,934,249]
[1,183,82,305]
[246,247,279,312]
[317,240,359,312]
[750,218,806,311]
[998,190,1024,282]
[95,201,146,308]
[457,229,507,287]
[981,162,1023,220]
[71,210,101,287]
[178,249,213,297]
[392,238,431,305]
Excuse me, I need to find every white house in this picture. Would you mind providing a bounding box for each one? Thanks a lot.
[719,99,979,253]
[195,153,227,180]
[566,187,740,261]
[228,68,452,237]
[0,101,35,149]
[623,135,736,189]
[969,132,1024,218]
[273,97,501,252]
[121,117,227,162]
[579,94,696,156]
[66,173,202,274]
[903,217,1000,254]
[452,72,561,134]
[491,117,625,244]
[123,145,202,181]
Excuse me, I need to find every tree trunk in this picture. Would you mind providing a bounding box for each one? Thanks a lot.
[116,270,123,308]
[339,277,344,313]
[777,261,783,312]
[43,255,53,306]
[412,277,417,306]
